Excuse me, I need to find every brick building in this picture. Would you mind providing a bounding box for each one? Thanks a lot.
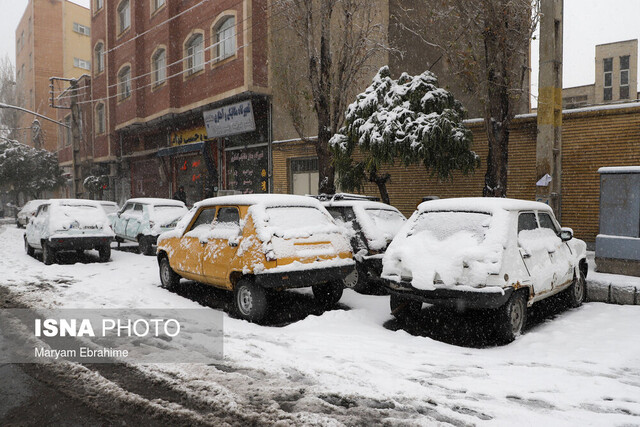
[14,0,91,152]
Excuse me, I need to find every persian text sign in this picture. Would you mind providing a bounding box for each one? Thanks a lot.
[170,126,208,147]
[203,101,256,139]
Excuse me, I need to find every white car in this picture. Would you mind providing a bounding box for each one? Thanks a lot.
[16,199,48,228]
[382,197,588,343]
[24,199,115,265]
[111,198,188,255]
[99,200,120,216]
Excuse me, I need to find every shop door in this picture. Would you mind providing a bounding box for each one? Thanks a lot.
[175,153,209,205]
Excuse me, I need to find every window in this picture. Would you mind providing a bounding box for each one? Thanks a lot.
[185,33,204,75]
[620,55,630,100]
[603,57,613,101]
[152,48,166,85]
[214,16,236,61]
[74,57,91,70]
[538,212,558,233]
[117,0,131,34]
[95,103,105,135]
[95,0,103,11]
[190,208,217,231]
[65,115,72,146]
[73,22,91,36]
[152,0,165,12]
[290,157,318,195]
[94,42,104,74]
[517,212,538,233]
[118,65,132,100]
[216,207,239,225]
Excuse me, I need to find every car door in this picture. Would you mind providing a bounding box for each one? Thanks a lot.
[517,211,555,298]
[538,211,574,288]
[113,203,133,237]
[201,206,241,288]
[125,203,144,239]
[171,206,218,278]
[27,204,48,248]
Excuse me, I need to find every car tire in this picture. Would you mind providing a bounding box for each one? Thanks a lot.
[312,281,344,309]
[234,279,268,322]
[98,245,111,262]
[42,242,56,265]
[390,294,422,322]
[159,257,180,289]
[138,236,155,256]
[495,290,527,344]
[344,264,370,294]
[565,270,586,308]
[24,237,35,257]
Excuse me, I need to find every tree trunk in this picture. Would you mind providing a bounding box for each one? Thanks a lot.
[369,169,391,205]
[316,124,335,195]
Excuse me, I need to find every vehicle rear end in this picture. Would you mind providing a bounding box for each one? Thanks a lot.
[147,203,189,241]
[47,200,115,251]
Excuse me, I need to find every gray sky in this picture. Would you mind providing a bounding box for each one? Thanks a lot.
[0,0,638,101]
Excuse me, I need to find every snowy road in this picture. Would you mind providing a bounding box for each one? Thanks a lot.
[1,223,639,425]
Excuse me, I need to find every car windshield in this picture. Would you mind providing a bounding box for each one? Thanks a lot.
[151,205,188,225]
[411,211,491,243]
[265,206,333,231]
[364,208,405,237]
[101,204,119,215]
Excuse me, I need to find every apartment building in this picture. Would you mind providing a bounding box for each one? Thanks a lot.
[14,0,91,153]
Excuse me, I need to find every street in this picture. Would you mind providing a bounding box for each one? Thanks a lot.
[1,223,639,425]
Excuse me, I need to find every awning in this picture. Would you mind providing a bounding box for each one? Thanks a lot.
[157,142,204,157]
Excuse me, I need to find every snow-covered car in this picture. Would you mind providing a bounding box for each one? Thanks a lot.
[111,198,188,255]
[24,199,115,265]
[319,194,406,292]
[157,194,355,322]
[99,200,120,216]
[16,199,48,228]
[382,197,588,343]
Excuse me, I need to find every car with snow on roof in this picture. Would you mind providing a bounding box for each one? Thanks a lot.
[24,199,115,265]
[316,193,406,293]
[156,194,355,322]
[381,197,588,343]
[111,198,188,255]
[16,199,48,228]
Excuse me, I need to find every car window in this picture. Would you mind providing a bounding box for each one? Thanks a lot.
[134,204,143,212]
[517,212,538,232]
[36,204,48,217]
[538,212,558,233]
[121,203,134,213]
[411,211,490,243]
[189,207,217,231]
[216,207,239,226]
[326,207,356,222]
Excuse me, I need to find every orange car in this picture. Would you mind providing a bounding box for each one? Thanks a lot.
[157,194,355,321]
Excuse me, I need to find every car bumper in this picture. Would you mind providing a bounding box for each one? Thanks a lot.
[47,236,114,251]
[385,280,513,310]
[254,264,355,289]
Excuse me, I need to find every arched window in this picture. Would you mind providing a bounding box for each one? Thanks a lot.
[152,48,166,85]
[118,65,131,100]
[184,33,204,75]
[94,42,104,74]
[95,103,105,134]
[117,0,130,34]
[214,16,236,61]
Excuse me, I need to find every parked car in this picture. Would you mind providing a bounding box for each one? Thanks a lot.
[99,201,120,216]
[157,194,355,322]
[16,199,48,228]
[382,197,588,343]
[24,199,115,265]
[317,194,406,292]
[111,198,188,255]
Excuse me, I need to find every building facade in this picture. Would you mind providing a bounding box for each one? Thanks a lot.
[14,0,91,152]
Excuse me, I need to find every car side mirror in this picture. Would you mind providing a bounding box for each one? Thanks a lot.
[559,228,573,242]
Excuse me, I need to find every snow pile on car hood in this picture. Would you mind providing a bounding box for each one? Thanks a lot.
[383,208,509,290]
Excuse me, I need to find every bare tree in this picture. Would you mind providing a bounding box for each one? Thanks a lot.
[0,55,18,140]
[271,0,387,194]
[396,0,539,197]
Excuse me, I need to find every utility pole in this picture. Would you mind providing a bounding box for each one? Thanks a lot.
[536,0,564,219]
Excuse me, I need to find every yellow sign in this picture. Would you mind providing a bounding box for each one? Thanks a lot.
[170,126,210,147]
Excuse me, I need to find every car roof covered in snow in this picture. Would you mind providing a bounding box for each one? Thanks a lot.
[194,194,324,209]
[416,197,553,215]
[47,198,101,207]
[125,198,186,207]
[100,201,119,206]
[322,199,402,212]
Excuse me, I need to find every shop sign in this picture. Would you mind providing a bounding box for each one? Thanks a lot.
[203,101,256,139]
[170,126,208,147]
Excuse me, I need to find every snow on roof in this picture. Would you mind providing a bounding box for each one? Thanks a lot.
[598,166,640,174]
[126,197,186,206]
[417,197,553,214]
[48,198,101,207]
[322,199,402,212]
[194,194,323,209]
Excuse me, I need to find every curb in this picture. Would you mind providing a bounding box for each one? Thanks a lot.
[586,280,640,305]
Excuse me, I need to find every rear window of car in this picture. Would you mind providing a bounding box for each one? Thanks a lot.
[365,208,405,236]
[411,211,491,243]
[265,206,333,231]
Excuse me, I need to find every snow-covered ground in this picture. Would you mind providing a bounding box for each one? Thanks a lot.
[1,223,639,425]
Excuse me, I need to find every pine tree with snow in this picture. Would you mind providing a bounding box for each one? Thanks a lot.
[330,66,480,204]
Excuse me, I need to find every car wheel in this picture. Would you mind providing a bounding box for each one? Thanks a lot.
[98,245,111,262]
[138,236,155,256]
[42,242,56,265]
[495,290,527,344]
[24,237,35,257]
[565,270,586,308]
[343,264,370,294]
[390,294,422,322]
[312,281,344,308]
[159,257,180,289]
[234,279,268,322]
